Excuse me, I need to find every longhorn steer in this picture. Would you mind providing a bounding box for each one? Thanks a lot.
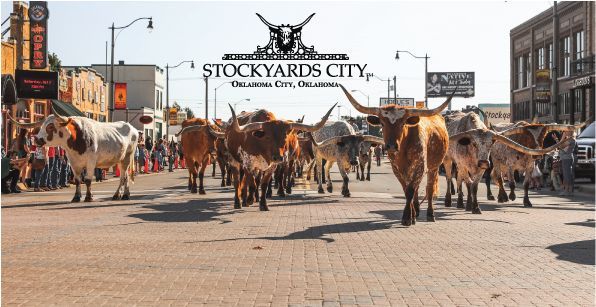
[489,121,581,207]
[443,112,572,213]
[176,118,218,194]
[12,114,138,202]
[340,84,453,226]
[202,104,335,210]
[356,143,373,181]
[307,121,356,183]
[309,133,383,197]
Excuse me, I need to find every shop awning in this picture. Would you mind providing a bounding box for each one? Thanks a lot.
[1,74,18,105]
[51,99,86,117]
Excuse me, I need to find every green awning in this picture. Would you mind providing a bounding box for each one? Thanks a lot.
[51,99,86,117]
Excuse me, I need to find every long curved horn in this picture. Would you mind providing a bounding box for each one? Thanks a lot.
[339,84,379,115]
[256,13,279,30]
[291,13,315,30]
[6,113,45,129]
[476,107,489,128]
[289,103,336,132]
[175,124,206,137]
[409,87,457,117]
[448,130,473,142]
[51,106,69,123]
[543,122,587,133]
[227,103,265,133]
[207,125,226,139]
[491,132,571,156]
[496,126,527,137]
[361,135,385,145]
[306,132,320,147]
[316,136,346,148]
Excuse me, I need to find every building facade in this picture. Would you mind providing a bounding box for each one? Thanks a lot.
[60,67,108,122]
[1,2,52,149]
[91,62,166,140]
[510,1,595,124]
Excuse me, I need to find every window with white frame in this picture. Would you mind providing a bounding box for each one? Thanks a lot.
[561,36,571,76]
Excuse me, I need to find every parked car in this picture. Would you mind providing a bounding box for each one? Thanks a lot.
[575,122,595,183]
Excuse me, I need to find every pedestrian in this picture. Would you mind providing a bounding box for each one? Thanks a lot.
[559,131,577,196]
[50,146,61,189]
[33,144,47,192]
[59,149,70,188]
[551,151,562,191]
[374,145,382,166]
[138,143,147,174]
[1,147,25,194]
[169,141,177,172]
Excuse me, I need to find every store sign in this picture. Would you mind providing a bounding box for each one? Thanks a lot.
[379,97,415,107]
[572,76,591,88]
[477,103,511,125]
[28,1,49,69]
[15,69,58,99]
[114,83,127,109]
[169,108,178,126]
[427,72,475,97]
[535,69,551,102]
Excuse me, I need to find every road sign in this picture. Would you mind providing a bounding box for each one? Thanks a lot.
[379,97,414,107]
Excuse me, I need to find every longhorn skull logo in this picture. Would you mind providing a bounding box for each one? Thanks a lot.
[255,13,316,55]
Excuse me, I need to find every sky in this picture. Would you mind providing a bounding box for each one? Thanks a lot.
[1,0,553,123]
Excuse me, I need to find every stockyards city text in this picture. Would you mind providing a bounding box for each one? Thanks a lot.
[202,63,368,78]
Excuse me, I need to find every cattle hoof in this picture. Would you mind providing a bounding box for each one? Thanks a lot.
[444,195,452,207]
[401,218,412,226]
[509,192,516,201]
[523,198,532,207]
[221,181,226,187]
[259,202,269,211]
[456,198,464,209]
[318,187,324,194]
[342,191,351,197]
[121,194,130,200]
[465,202,472,211]
[187,184,192,191]
[226,180,232,186]
[487,194,495,201]
[285,187,292,194]
[472,208,482,214]
[326,186,333,193]
[306,175,311,181]
[497,191,508,203]
[426,215,436,222]
[199,189,206,195]
[111,194,120,201]
[366,176,370,181]
[234,203,241,209]
[72,195,81,203]
[191,188,198,194]
[84,196,93,202]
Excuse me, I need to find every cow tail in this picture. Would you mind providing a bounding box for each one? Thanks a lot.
[129,151,135,184]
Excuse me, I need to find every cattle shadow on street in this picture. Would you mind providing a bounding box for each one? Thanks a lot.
[1,200,71,209]
[41,202,142,211]
[565,219,595,228]
[128,198,239,224]
[547,239,595,265]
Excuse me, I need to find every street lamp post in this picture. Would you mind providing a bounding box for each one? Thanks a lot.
[214,81,232,119]
[395,50,430,108]
[367,74,392,106]
[108,17,153,122]
[165,60,194,141]
[350,90,370,107]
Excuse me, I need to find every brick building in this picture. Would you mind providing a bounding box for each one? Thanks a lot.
[59,67,109,122]
[510,1,595,124]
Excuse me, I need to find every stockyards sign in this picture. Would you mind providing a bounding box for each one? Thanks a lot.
[535,69,550,102]
[478,103,511,125]
[203,13,370,89]
[427,72,475,98]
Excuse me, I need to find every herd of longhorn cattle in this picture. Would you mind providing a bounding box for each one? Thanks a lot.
[11,84,582,226]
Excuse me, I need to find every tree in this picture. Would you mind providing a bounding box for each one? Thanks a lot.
[171,101,181,110]
[48,52,61,72]
[183,107,195,119]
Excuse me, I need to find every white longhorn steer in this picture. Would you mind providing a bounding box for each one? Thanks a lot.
[12,113,139,202]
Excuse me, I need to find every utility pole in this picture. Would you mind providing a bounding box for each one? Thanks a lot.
[551,1,559,122]
[204,77,209,120]
[424,53,428,108]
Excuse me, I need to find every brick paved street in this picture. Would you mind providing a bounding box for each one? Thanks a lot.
[2,163,594,306]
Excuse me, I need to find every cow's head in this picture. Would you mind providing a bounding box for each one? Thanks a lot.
[226,104,335,163]
[339,84,453,155]
[450,128,574,168]
[311,134,384,171]
[358,141,374,162]
[10,113,86,153]
[256,13,315,53]
[499,122,586,149]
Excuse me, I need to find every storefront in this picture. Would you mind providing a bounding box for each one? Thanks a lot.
[568,75,595,124]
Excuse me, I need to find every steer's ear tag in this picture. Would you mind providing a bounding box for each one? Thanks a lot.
[367,115,381,126]
[405,116,420,126]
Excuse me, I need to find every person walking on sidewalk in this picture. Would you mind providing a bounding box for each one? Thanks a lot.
[559,131,577,196]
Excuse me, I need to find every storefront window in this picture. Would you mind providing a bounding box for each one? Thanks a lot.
[574,88,583,114]
[517,56,524,89]
[559,92,570,115]
[537,47,545,70]
[561,36,571,76]
[575,31,585,73]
